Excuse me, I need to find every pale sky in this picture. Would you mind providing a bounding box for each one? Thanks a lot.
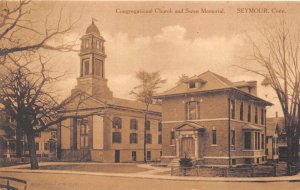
[24,1,300,117]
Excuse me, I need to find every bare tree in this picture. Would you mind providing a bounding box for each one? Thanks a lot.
[0,0,79,64]
[130,71,166,162]
[176,74,189,85]
[0,54,68,169]
[240,20,300,175]
[0,0,79,157]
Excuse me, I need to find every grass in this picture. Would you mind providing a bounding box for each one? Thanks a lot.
[22,163,150,173]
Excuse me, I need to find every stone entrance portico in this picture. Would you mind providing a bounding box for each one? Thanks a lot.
[175,122,205,161]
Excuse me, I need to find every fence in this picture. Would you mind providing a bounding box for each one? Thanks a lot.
[0,157,57,167]
[171,163,293,177]
[0,176,27,190]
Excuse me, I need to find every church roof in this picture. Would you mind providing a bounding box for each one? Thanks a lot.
[106,97,161,113]
[86,21,100,35]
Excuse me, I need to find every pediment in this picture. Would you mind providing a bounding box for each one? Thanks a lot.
[61,91,107,111]
[175,121,205,131]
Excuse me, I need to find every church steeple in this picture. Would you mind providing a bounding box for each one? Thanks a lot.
[79,21,106,79]
[72,21,113,98]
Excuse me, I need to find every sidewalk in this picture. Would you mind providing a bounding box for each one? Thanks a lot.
[1,162,300,182]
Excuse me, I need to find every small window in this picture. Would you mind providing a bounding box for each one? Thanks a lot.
[160,151,162,157]
[212,128,217,145]
[35,143,39,151]
[35,132,41,138]
[245,158,251,164]
[130,119,138,130]
[232,159,236,165]
[112,132,121,143]
[130,133,138,144]
[146,151,151,161]
[51,131,57,139]
[146,134,152,144]
[158,134,162,144]
[112,117,122,128]
[189,81,196,88]
[261,134,265,149]
[256,158,260,164]
[158,121,162,132]
[145,120,150,130]
[132,151,137,161]
[170,130,175,145]
[44,142,49,151]
[231,130,235,146]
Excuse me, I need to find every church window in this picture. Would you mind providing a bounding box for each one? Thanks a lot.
[158,134,162,144]
[130,119,137,130]
[85,39,89,48]
[130,133,138,144]
[112,132,121,143]
[84,60,89,75]
[146,134,152,144]
[94,59,102,76]
[79,118,89,149]
[112,117,122,128]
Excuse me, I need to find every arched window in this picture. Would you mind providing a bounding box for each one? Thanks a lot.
[112,117,122,128]
[130,119,137,130]
[230,99,235,119]
[255,107,258,124]
[212,128,217,145]
[240,102,244,121]
[261,108,265,125]
[248,104,251,122]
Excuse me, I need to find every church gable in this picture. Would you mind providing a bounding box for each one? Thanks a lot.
[175,121,205,131]
[62,92,106,111]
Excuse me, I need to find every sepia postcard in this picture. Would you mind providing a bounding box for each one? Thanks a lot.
[0,1,300,190]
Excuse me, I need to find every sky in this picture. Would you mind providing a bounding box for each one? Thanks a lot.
[21,1,300,117]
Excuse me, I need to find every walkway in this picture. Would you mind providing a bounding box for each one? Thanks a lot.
[1,162,300,182]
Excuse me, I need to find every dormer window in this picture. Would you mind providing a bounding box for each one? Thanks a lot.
[189,81,196,88]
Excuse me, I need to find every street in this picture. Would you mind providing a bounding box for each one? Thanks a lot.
[0,171,299,190]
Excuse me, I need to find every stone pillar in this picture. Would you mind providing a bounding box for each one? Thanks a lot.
[176,138,180,157]
[194,137,199,159]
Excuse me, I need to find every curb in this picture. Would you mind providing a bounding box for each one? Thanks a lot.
[1,168,300,183]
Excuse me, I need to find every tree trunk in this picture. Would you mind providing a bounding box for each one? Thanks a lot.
[15,126,23,157]
[26,131,39,169]
[144,111,148,163]
[286,125,293,175]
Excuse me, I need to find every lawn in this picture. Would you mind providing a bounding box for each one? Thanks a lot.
[22,163,150,173]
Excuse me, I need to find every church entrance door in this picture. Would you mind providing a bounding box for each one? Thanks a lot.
[180,137,195,158]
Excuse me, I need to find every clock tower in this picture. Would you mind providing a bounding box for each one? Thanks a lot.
[72,21,113,99]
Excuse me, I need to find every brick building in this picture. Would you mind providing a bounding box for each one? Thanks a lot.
[0,111,57,158]
[154,71,272,167]
[58,22,162,162]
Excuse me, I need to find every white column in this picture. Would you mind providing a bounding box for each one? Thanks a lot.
[194,137,199,159]
[176,138,180,157]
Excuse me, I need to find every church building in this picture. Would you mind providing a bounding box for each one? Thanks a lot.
[154,71,272,167]
[58,22,162,162]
